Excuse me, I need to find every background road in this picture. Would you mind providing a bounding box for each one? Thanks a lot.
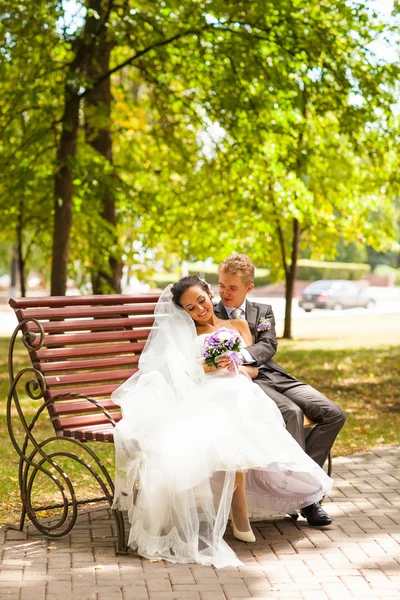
[0,286,399,336]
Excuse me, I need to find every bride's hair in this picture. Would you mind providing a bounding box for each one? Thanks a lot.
[171,276,211,307]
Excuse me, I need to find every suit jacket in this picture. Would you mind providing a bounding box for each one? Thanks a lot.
[214,299,296,378]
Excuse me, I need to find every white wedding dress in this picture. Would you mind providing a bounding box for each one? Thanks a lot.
[112,287,333,567]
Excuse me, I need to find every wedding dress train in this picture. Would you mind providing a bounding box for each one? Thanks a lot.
[112,287,333,567]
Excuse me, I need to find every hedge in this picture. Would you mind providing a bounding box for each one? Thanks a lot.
[150,259,371,289]
[188,265,270,287]
[296,259,370,281]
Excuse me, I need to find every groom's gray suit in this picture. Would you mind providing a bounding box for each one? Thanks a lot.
[214,299,346,468]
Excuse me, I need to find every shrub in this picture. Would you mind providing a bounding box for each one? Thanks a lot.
[188,265,270,287]
[296,259,370,281]
[150,259,372,289]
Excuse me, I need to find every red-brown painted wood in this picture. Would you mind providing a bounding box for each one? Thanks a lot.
[53,412,122,431]
[37,355,139,373]
[49,397,119,416]
[46,382,125,399]
[10,293,160,309]
[16,303,157,320]
[42,329,152,347]
[60,423,115,442]
[27,316,155,334]
[33,342,146,360]
[45,368,136,387]
[9,293,157,443]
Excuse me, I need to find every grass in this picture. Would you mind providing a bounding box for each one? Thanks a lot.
[276,313,400,456]
[1,311,399,525]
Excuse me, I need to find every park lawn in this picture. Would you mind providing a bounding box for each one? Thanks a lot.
[0,312,399,525]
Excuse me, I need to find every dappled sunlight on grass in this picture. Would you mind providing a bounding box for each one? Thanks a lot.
[276,314,400,458]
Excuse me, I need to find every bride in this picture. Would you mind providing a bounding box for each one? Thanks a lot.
[112,276,333,567]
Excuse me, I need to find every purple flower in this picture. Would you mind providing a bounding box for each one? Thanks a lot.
[257,317,272,332]
[202,328,242,368]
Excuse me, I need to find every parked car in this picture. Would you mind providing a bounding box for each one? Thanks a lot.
[298,280,375,312]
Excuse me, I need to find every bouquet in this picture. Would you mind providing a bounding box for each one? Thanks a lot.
[203,328,243,373]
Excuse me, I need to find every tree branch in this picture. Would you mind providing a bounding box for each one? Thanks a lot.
[78,24,214,98]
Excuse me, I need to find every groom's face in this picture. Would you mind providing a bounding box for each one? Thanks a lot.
[218,272,254,308]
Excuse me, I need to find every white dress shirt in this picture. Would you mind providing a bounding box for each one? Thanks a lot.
[224,302,255,364]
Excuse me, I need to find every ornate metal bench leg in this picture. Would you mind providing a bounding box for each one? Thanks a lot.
[114,509,128,555]
[7,504,27,532]
[18,503,27,531]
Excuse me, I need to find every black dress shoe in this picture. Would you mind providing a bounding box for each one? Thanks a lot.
[300,502,332,526]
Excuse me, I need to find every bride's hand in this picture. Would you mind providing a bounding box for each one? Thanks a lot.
[197,357,217,373]
[216,355,234,371]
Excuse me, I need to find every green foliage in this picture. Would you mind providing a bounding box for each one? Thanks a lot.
[296,259,370,282]
[188,264,270,286]
[149,264,271,288]
[0,242,11,276]
[0,0,399,298]
[332,241,368,265]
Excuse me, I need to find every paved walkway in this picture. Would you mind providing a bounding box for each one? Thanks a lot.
[1,447,399,600]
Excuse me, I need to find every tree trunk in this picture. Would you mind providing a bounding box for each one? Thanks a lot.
[283,219,300,339]
[50,88,80,296]
[10,245,19,297]
[282,86,308,337]
[85,7,122,295]
[16,215,26,298]
[50,0,113,296]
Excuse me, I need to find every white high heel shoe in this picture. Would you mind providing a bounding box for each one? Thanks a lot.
[230,509,256,543]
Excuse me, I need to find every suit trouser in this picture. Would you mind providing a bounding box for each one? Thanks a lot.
[254,371,346,469]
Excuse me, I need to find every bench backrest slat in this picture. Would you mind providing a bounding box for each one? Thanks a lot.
[15,303,157,320]
[10,293,160,308]
[45,367,137,387]
[33,341,146,360]
[37,355,140,373]
[26,316,155,334]
[42,329,152,347]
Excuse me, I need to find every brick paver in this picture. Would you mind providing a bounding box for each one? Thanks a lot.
[1,446,400,600]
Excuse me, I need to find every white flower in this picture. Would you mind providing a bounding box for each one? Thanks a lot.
[217,330,231,342]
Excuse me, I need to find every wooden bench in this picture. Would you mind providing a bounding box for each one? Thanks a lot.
[7,293,332,552]
[7,293,160,553]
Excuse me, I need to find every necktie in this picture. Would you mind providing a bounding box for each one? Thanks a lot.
[230,308,243,319]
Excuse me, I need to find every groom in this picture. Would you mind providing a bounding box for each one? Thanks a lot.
[214,254,346,527]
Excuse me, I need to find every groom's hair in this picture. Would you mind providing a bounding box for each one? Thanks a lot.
[218,254,255,286]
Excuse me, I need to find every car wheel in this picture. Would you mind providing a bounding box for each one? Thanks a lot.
[332,303,343,311]
[304,308,312,313]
